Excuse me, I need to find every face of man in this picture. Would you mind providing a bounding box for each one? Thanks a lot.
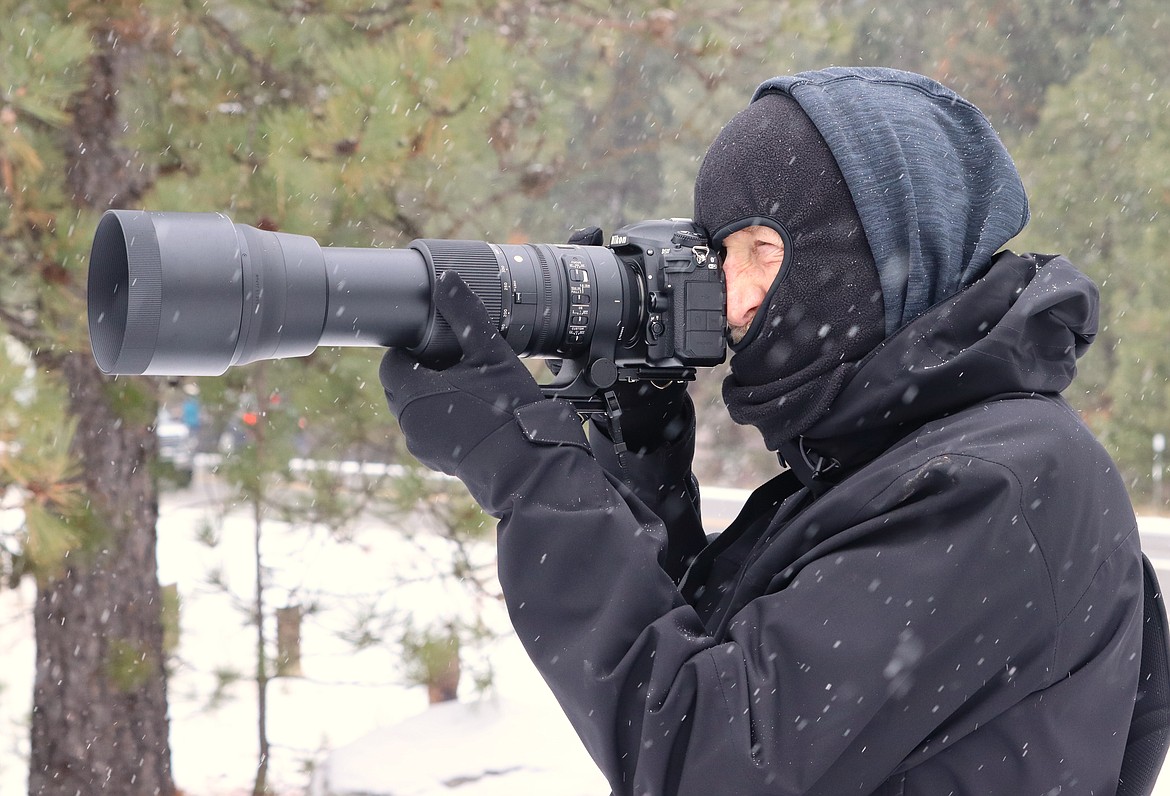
[721,225,786,344]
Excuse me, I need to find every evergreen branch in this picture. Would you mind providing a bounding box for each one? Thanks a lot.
[367,205,426,241]
[259,0,417,35]
[0,304,40,349]
[183,0,291,96]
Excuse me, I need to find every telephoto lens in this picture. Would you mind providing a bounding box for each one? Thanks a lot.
[86,210,639,377]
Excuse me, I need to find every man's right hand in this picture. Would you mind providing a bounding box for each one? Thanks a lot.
[594,378,692,454]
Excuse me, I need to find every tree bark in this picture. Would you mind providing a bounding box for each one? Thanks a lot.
[29,357,174,795]
[28,20,174,796]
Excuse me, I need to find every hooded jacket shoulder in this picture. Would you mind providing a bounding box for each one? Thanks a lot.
[804,251,1097,472]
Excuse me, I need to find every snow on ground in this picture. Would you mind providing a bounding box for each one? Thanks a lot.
[0,472,605,796]
[153,475,541,796]
[2,479,1170,794]
[0,579,34,795]
[307,691,605,796]
[1144,515,1170,539]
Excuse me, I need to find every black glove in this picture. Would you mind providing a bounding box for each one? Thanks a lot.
[381,270,605,515]
[380,270,546,477]
[594,379,693,454]
[567,225,605,247]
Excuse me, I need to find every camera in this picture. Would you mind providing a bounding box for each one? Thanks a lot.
[87,210,726,409]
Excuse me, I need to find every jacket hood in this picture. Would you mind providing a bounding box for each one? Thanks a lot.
[754,68,1031,337]
[799,252,1099,476]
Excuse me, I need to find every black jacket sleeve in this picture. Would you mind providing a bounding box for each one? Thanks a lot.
[587,398,707,582]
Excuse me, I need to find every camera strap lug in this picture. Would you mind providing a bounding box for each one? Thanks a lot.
[601,388,635,488]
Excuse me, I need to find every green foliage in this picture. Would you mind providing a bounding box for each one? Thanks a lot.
[161,583,182,661]
[399,622,462,691]
[399,616,495,700]
[206,665,246,711]
[338,598,400,651]
[387,465,493,544]
[0,11,97,364]
[843,0,1117,137]
[1014,0,1170,499]
[105,636,158,693]
[0,21,92,128]
[0,341,85,584]
[0,11,92,187]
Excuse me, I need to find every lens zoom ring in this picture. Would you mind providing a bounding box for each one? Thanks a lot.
[422,240,503,352]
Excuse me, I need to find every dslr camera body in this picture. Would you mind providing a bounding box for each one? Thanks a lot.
[521,219,725,409]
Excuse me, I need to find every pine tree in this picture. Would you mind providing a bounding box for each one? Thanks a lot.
[2,3,175,792]
[20,1,1143,791]
[1016,0,1170,502]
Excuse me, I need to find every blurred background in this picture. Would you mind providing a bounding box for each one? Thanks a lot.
[1,0,1167,794]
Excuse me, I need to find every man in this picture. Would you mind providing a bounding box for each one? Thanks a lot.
[380,68,1152,795]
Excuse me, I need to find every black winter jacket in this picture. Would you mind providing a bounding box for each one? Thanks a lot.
[490,251,1143,795]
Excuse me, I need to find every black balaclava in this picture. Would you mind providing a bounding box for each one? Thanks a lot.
[694,91,885,450]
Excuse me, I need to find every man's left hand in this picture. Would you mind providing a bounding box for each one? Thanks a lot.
[379,270,545,478]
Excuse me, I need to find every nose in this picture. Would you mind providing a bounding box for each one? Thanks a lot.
[725,265,765,331]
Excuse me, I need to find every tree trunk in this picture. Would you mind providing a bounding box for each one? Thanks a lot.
[29,356,174,795]
[27,18,174,796]
[253,495,270,796]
